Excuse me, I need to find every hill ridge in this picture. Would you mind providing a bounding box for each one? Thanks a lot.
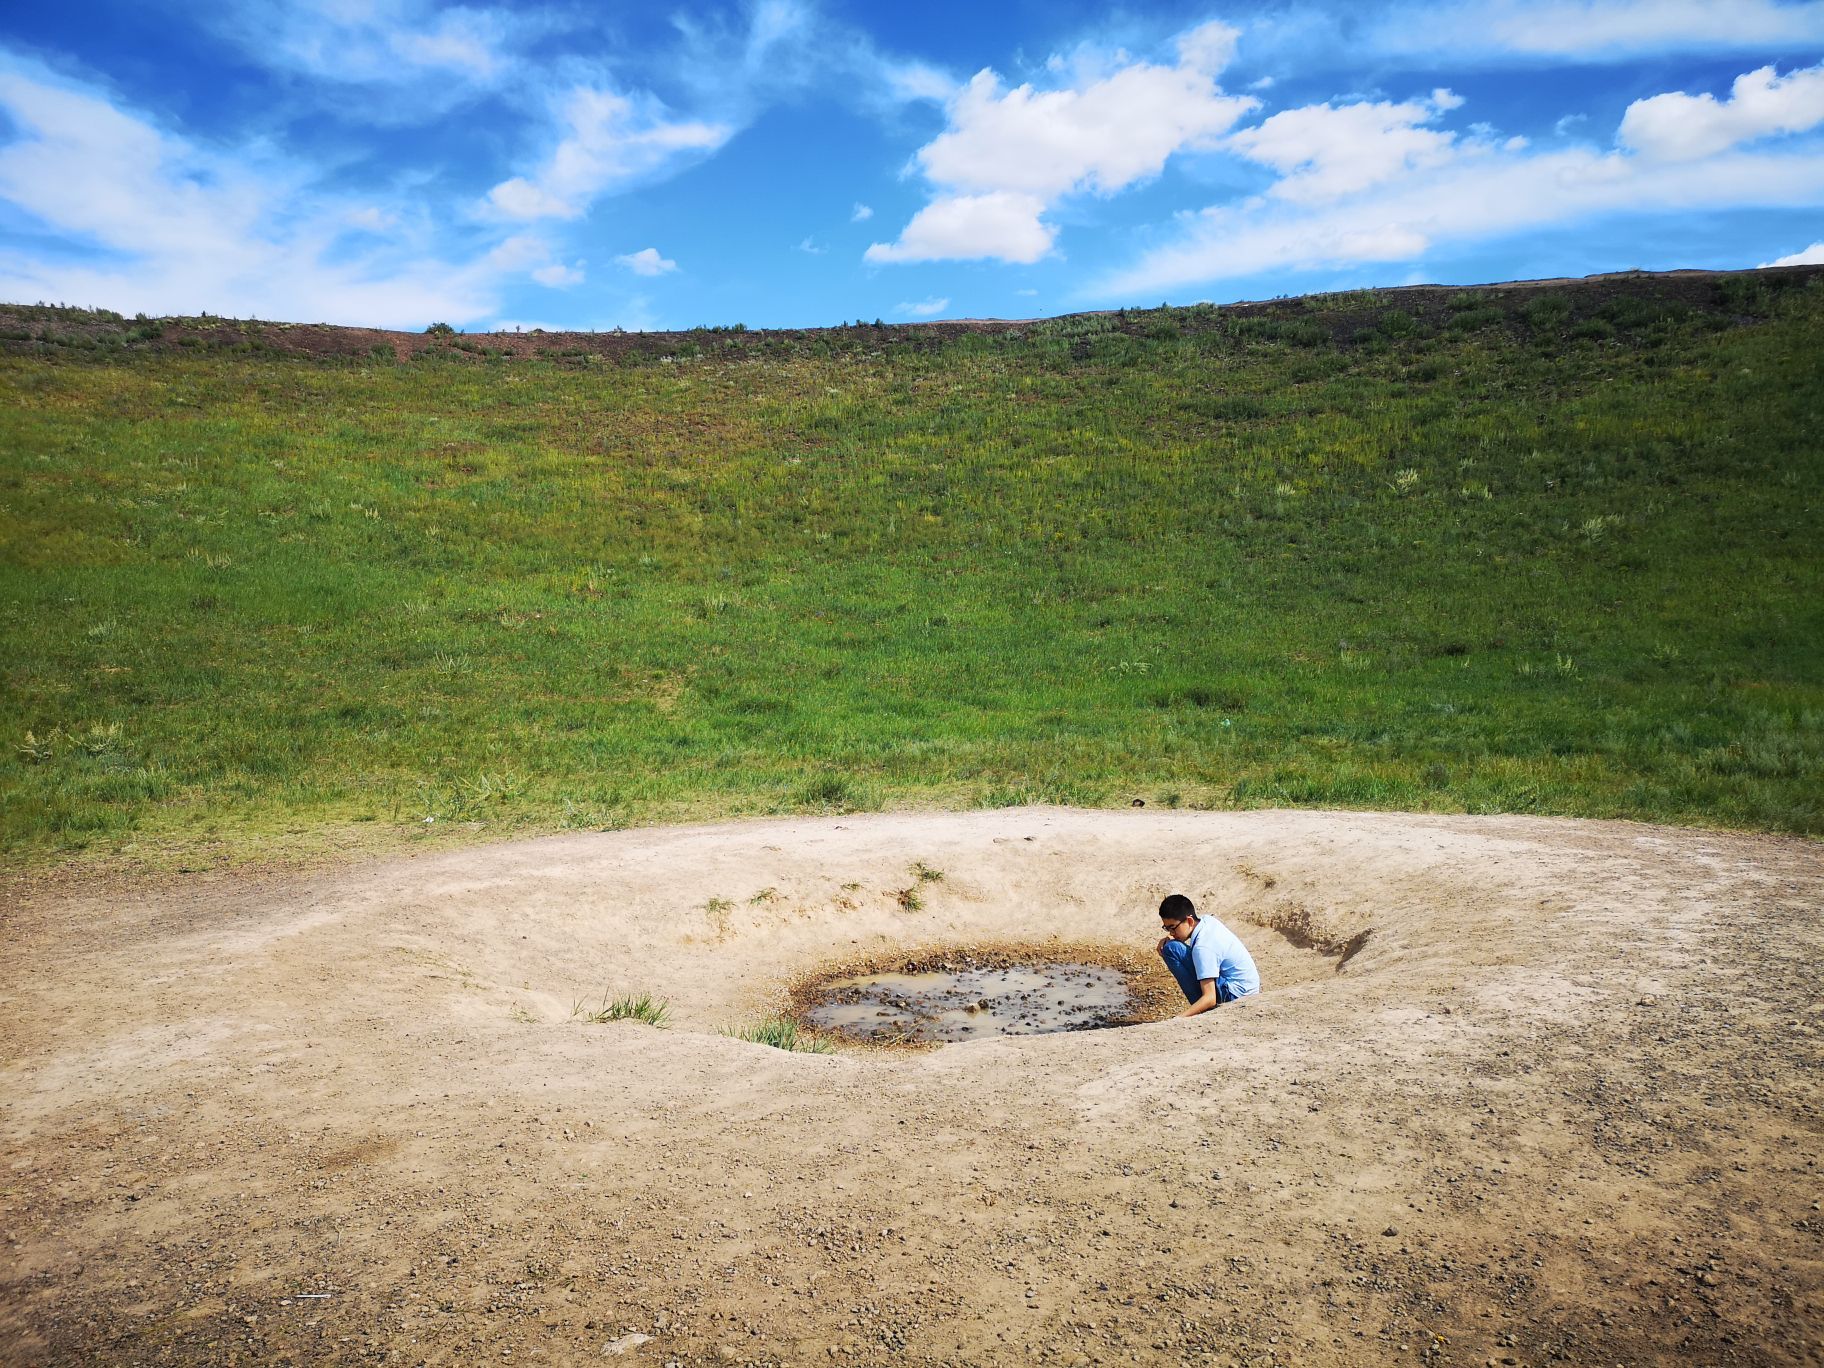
[3,264,1820,365]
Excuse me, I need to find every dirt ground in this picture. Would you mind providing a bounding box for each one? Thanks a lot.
[1,808,1819,1366]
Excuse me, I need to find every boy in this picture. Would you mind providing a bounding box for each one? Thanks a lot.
[1157,893,1260,1017]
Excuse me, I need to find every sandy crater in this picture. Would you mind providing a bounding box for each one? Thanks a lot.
[1,807,1819,1365]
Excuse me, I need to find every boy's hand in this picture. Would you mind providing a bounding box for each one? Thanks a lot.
[1156,935,1170,954]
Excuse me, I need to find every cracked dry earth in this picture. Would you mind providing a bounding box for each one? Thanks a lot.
[1,808,1819,1366]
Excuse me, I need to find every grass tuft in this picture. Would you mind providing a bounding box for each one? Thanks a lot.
[722,1018,833,1053]
[571,992,670,1026]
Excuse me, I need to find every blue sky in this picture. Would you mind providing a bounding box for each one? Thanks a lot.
[1,0,1821,330]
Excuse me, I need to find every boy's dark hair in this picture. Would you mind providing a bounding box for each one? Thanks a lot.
[1159,893,1196,920]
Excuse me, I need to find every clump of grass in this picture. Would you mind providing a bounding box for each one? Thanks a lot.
[909,860,944,883]
[795,774,860,811]
[722,1018,832,1053]
[895,886,923,912]
[17,721,124,763]
[704,895,734,938]
[571,991,670,1026]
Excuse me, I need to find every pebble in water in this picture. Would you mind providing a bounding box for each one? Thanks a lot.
[805,964,1135,1043]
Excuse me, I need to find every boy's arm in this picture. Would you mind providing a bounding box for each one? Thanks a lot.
[1177,979,1220,1017]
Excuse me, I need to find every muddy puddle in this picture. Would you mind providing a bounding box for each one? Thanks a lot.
[803,961,1142,1043]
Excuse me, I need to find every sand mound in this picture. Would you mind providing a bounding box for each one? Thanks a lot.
[2,809,1819,1364]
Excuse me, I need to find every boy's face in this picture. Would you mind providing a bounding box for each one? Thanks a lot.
[1160,913,1195,944]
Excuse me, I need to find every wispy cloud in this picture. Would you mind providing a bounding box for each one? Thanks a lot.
[195,0,554,119]
[0,54,546,325]
[868,20,1257,264]
[484,86,732,221]
[531,260,585,287]
[851,202,874,221]
[476,4,949,229]
[896,296,949,317]
[668,0,956,114]
[1341,0,1824,64]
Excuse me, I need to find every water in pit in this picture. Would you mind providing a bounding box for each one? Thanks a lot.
[803,962,1137,1043]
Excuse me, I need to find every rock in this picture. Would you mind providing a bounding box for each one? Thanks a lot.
[1383,1226,1399,1237]
[715,1346,743,1364]
[603,1333,651,1356]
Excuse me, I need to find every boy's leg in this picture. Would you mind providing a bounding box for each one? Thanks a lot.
[1159,939,1202,1004]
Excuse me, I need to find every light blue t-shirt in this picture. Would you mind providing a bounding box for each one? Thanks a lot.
[1188,915,1260,999]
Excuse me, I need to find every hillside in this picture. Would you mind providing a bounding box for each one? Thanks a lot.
[2,266,1814,365]
[2,268,1821,869]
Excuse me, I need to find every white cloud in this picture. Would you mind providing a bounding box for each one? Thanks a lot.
[879,60,959,105]
[1761,240,1824,265]
[485,233,550,270]
[1176,20,1242,75]
[531,261,585,287]
[797,236,826,255]
[345,206,397,232]
[1360,0,1824,62]
[1228,90,1463,203]
[865,191,1054,265]
[1094,54,1824,300]
[897,296,950,317]
[1619,62,1824,160]
[869,21,1256,264]
[485,178,574,220]
[0,58,511,325]
[615,247,677,276]
[1098,135,1824,298]
[484,86,732,221]
[851,202,874,222]
[913,52,1254,199]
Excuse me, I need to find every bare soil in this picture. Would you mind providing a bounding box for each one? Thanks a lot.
[788,940,1182,1047]
[1,808,1819,1366]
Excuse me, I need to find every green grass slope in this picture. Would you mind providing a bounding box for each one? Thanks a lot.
[3,272,1820,868]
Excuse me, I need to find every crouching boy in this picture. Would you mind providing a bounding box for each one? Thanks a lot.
[1157,893,1260,1017]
